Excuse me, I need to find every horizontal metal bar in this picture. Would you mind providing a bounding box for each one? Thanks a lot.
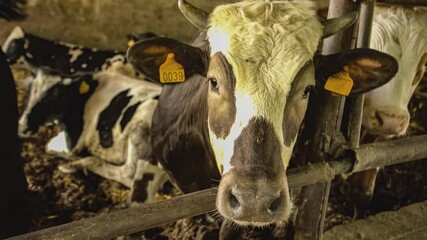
[377,0,427,6]
[9,134,427,240]
[8,188,218,240]
[351,134,427,172]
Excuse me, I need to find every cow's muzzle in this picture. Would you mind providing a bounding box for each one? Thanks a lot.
[216,170,291,226]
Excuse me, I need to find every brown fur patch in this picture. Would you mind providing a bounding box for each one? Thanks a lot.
[283,62,315,146]
[230,117,283,180]
[207,52,237,139]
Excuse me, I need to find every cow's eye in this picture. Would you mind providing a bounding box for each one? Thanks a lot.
[209,78,219,92]
[303,85,314,99]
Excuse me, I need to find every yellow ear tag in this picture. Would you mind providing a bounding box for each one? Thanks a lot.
[127,39,135,47]
[159,53,185,83]
[79,81,90,94]
[324,66,354,96]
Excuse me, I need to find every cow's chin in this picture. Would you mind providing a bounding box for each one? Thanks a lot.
[216,170,292,227]
[362,125,408,139]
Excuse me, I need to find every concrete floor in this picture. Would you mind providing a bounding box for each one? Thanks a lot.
[323,200,427,240]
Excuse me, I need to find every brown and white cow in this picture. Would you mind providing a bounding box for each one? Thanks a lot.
[348,5,427,209]
[127,0,398,226]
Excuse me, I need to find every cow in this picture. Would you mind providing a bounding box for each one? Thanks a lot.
[19,70,169,203]
[126,0,398,227]
[347,5,427,212]
[4,27,156,152]
[0,0,30,237]
[2,26,127,76]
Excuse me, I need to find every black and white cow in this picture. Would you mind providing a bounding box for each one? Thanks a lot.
[2,26,127,76]
[127,0,398,227]
[19,70,169,203]
[0,0,30,237]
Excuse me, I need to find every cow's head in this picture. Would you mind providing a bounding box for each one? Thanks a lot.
[127,0,397,226]
[19,71,97,136]
[362,7,427,137]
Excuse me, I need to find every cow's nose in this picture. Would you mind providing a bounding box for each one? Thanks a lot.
[225,186,285,222]
[371,109,409,135]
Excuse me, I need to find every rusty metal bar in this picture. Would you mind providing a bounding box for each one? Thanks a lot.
[8,135,427,240]
[377,0,427,6]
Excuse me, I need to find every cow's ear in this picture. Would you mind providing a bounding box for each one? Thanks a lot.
[126,37,207,83]
[314,48,398,95]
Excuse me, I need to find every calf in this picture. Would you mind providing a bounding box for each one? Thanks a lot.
[19,70,168,203]
[127,0,398,226]
[349,5,427,209]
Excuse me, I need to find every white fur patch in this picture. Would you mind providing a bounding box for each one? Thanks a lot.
[2,26,25,53]
[46,131,70,153]
[68,48,83,63]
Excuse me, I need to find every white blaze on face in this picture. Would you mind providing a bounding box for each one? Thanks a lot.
[206,1,323,174]
[363,6,427,136]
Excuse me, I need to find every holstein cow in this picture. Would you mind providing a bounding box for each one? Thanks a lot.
[127,0,398,226]
[2,26,127,77]
[19,70,169,203]
[349,5,427,209]
[4,27,153,152]
[0,0,30,237]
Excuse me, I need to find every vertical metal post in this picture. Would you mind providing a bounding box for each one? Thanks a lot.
[347,0,376,147]
[292,0,358,239]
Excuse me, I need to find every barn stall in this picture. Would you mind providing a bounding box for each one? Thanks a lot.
[1,0,427,239]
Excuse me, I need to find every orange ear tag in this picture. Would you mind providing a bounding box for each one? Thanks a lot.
[79,80,90,94]
[324,65,353,96]
[159,53,186,83]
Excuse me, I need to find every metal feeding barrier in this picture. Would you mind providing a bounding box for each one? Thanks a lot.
[8,0,427,239]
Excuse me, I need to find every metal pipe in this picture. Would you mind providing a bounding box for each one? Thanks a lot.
[8,135,427,240]
[351,134,427,172]
[7,188,218,240]
[347,0,375,148]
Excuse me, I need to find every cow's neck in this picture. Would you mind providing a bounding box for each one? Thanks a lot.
[152,75,218,193]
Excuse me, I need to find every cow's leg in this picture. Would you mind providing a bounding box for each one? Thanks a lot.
[129,159,169,204]
[347,167,380,217]
[58,156,135,188]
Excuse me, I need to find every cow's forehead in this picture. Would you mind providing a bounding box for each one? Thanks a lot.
[207,1,322,116]
[372,7,427,57]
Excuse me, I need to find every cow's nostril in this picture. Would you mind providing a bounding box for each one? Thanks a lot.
[268,195,282,214]
[374,111,384,127]
[229,191,240,210]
